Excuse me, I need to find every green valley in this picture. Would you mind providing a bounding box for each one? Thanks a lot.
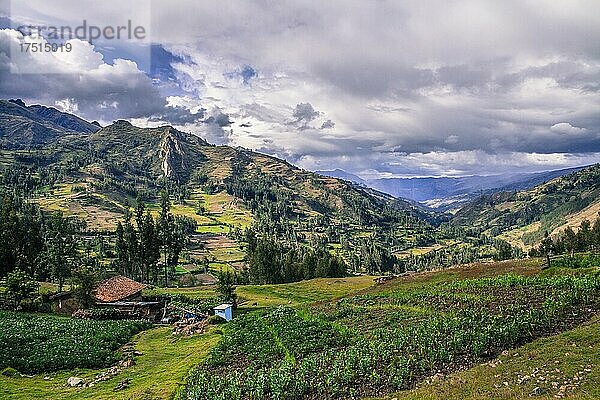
[0,100,599,400]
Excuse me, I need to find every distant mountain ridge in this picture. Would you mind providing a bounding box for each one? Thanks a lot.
[451,164,600,249]
[0,99,99,149]
[315,169,366,185]
[316,167,588,211]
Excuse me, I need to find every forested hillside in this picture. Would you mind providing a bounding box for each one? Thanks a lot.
[0,99,449,288]
[451,164,600,249]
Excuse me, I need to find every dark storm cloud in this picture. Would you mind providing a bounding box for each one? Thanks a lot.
[205,108,232,127]
[321,119,335,129]
[313,62,435,98]
[292,102,319,123]
[3,1,600,176]
[149,105,205,124]
[0,29,166,121]
[435,64,493,90]
[159,0,598,170]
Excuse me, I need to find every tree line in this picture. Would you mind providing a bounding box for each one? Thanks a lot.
[533,215,600,257]
[0,189,195,295]
[244,229,346,284]
[0,193,86,290]
[113,191,196,286]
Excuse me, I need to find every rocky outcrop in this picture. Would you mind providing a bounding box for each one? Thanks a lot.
[160,127,187,180]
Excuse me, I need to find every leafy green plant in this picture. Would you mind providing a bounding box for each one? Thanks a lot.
[180,273,600,400]
[0,311,151,373]
[3,269,39,311]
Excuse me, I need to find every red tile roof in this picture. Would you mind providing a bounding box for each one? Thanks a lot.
[94,275,146,303]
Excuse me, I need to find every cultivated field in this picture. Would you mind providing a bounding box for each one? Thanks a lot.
[1,261,599,400]
[180,260,600,400]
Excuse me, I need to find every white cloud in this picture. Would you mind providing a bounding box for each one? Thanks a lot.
[2,1,600,176]
[550,122,587,135]
[0,29,168,122]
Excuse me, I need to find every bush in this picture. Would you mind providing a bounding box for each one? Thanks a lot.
[1,367,19,377]
[72,308,124,320]
[207,315,225,325]
[552,254,600,269]
[3,269,39,311]
[145,293,220,314]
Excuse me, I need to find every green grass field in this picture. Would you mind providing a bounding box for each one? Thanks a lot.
[0,277,374,399]
[236,276,375,307]
[1,262,599,400]
[143,285,218,299]
[196,224,230,234]
[143,276,376,308]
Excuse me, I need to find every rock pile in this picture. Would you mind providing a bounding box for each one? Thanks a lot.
[67,376,84,387]
[85,366,121,387]
[66,347,139,389]
[172,316,208,335]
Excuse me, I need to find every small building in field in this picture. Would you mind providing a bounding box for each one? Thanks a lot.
[214,303,233,321]
[94,275,161,320]
[52,275,161,319]
[94,275,146,303]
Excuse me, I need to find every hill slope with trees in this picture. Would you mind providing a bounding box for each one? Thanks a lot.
[451,164,600,249]
[0,99,443,288]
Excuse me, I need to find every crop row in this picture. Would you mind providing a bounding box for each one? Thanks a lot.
[180,273,600,400]
[0,311,151,373]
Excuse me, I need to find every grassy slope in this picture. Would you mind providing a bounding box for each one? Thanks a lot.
[389,316,599,400]
[179,258,598,399]
[372,262,600,400]
[236,276,376,307]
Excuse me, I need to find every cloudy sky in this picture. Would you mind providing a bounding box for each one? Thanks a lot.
[1,0,599,177]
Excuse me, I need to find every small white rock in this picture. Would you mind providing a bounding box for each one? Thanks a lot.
[67,377,85,387]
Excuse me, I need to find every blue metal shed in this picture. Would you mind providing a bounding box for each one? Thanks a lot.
[214,303,234,321]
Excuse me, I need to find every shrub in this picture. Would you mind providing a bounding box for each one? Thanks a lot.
[207,315,225,325]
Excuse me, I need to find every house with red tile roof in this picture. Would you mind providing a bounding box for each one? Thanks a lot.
[94,275,146,303]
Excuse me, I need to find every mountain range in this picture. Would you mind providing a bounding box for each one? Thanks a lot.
[0,99,438,272]
[316,167,587,211]
[1,98,598,259]
[0,99,99,149]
